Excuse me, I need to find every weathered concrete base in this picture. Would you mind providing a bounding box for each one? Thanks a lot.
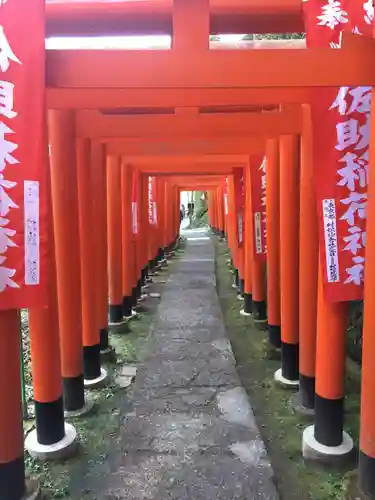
[23,480,42,500]
[231,283,238,290]
[237,294,244,301]
[274,368,299,389]
[149,292,161,299]
[302,425,354,465]
[25,423,78,461]
[240,309,252,317]
[100,345,116,363]
[108,319,129,334]
[123,309,139,321]
[84,368,109,389]
[64,396,94,419]
[290,392,315,419]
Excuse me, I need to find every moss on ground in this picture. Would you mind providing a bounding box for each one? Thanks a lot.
[24,261,176,499]
[214,236,362,500]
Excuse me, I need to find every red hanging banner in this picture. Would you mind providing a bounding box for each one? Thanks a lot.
[304,0,373,302]
[233,168,245,247]
[0,0,48,309]
[250,155,267,262]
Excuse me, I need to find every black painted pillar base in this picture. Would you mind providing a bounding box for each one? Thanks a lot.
[314,395,344,447]
[0,456,25,500]
[243,293,253,314]
[83,344,101,380]
[131,287,138,308]
[109,304,123,324]
[141,268,147,287]
[239,279,245,297]
[360,451,375,498]
[35,396,65,445]
[157,247,164,263]
[122,296,133,318]
[299,374,316,410]
[62,375,85,412]
[99,327,109,351]
[220,230,225,239]
[281,341,299,381]
[268,325,281,349]
[252,300,267,323]
[234,269,239,288]
[136,279,142,300]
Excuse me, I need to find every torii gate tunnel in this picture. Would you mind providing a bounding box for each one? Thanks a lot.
[2,0,375,498]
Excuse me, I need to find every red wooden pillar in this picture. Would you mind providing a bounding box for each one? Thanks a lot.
[26,150,77,458]
[156,178,166,264]
[266,139,281,348]
[228,175,240,290]
[91,143,110,354]
[0,311,25,499]
[107,155,125,327]
[77,139,107,384]
[359,84,375,494]
[275,135,300,386]
[298,105,318,410]
[48,110,86,413]
[121,161,134,318]
[302,264,350,460]
[243,167,253,315]
[208,192,214,230]
[139,173,149,290]
[246,161,267,326]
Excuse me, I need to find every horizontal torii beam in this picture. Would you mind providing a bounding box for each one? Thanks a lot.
[46,87,309,109]
[168,175,224,182]
[107,136,264,155]
[46,46,375,89]
[136,166,235,175]
[122,155,249,168]
[77,108,302,139]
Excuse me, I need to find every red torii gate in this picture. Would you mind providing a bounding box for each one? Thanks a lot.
[2,1,375,499]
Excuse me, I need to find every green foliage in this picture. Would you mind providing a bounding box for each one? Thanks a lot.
[252,33,305,40]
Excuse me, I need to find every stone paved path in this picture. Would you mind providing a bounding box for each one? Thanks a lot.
[80,230,279,499]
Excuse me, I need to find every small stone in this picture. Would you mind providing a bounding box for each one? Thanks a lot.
[115,375,134,388]
[119,365,137,378]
